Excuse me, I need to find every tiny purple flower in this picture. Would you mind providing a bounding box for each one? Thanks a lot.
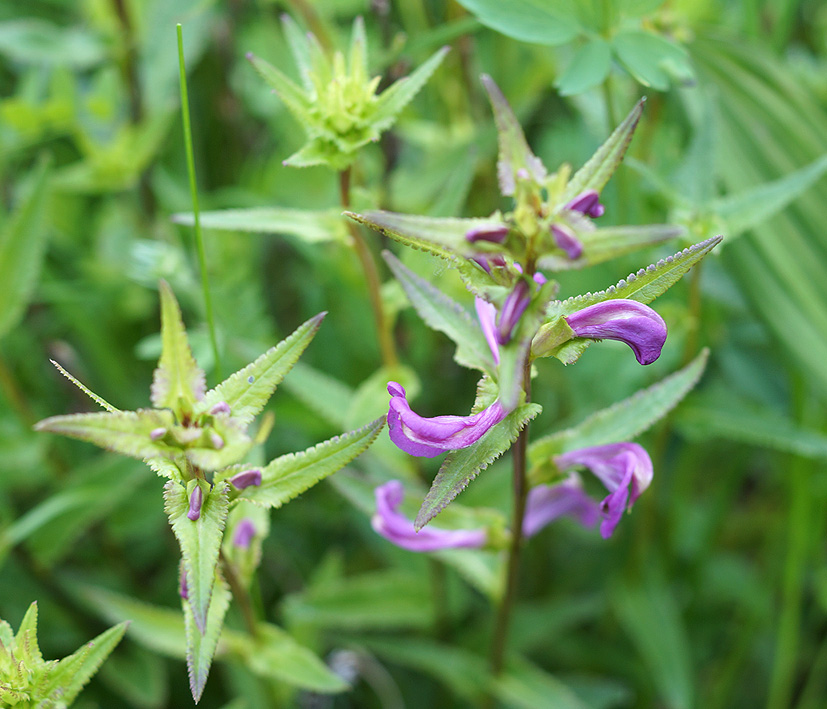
[565,189,605,218]
[387,382,507,458]
[472,254,507,273]
[209,431,224,450]
[522,477,600,537]
[551,223,583,260]
[554,442,653,538]
[466,224,509,244]
[209,401,231,416]
[495,280,531,344]
[229,469,263,490]
[150,427,167,441]
[565,299,667,365]
[372,481,487,552]
[187,485,203,521]
[233,518,257,549]
[475,297,500,364]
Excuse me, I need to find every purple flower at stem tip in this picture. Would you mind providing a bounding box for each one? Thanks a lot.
[554,442,653,538]
[565,189,605,218]
[495,280,531,345]
[387,382,507,458]
[551,224,583,260]
[372,481,487,552]
[466,224,509,244]
[187,486,203,521]
[522,477,600,537]
[209,401,231,416]
[230,469,262,490]
[565,299,667,365]
[233,518,257,549]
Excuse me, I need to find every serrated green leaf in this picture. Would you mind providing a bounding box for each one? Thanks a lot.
[43,622,128,706]
[714,153,827,243]
[528,349,708,475]
[481,74,547,195]
[558,236,722,314]
[371,46,449,132]
[281,15,314,92]
[384,251,496,374]
[560,99,645,205]
[185,571,231,703]
[200,313,325,425]
[538,224,683,271]
[151,281,205,411]
[241,418,384,509]
[165,481,229,635]
[34,409,176,461]
[416,403,542,530]
[454,0,580,46]
[246,52,319,132]
[224,624,348,693]
[172,207,348,243]
[49,360,118,412]
[13,602,42,666]
[555,38,612,96]
[0,155,51,339]
[283,139,346,168]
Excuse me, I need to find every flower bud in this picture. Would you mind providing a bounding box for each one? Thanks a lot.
[229,469,262,490]
[187,486,203,521]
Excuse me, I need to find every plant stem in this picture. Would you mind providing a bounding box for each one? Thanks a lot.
[487,357,533,695]
[177,24,222,379]
[339,167,398,368]
[220,548,259,639]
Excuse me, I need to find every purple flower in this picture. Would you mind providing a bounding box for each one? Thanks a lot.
[564,299,667,365]
[233,518,257,549]
[230,469,262,490]
[150,427,167,441]
[565,190,605,218]
[472,254,507,274]
[554,442,653,538]
[372,481,487,552]
[522,477,600,537]
[496,280,531,345]
[475,297,500,364]
[466,224,509,243]
[387,382,507,458]
[187,485,203,521]
[209,401,231,416]
[551,223,583,260]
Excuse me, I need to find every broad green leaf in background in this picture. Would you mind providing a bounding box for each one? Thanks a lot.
[0,20,106,68]
[416,403,542,530]
[454,0,581,46]
[172,208,349,243]
[282,362,354,430]
[555,38,612,96]
[344,365,418,430]
[493,656,589,709]
[611,30,692,91]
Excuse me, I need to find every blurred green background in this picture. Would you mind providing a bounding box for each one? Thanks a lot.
[1,0,827,707]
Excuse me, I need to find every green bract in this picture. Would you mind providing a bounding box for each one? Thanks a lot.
[35,281,384,702]
[247,16,449,170]
[0,602,127,708]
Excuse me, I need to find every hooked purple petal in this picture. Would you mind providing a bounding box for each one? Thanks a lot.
[554,442,653,538]
[551,224,583,260]
[372,481,487,552]
[233,518,257,548]
[475,297,500,364]
[230,469,262,490]
[564,299,667,365]
[495,280,531,344]
[522,477,600,537]
[209,401,231,416]
[466,224,509,243]
[387,382,507,458]
[187,485,203,521]
[565,189,605,218]
[472,254,507,274]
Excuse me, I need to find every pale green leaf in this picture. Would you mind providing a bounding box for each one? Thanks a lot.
[13,601,42,665]
[384,251,496,374]
[0,156,51,339]
[283,139,346,168]
[416,403,542,530]
[281,14,314,92]
[246,53,319,132]
[200,312,325,425]
[281,361,354,430]
[241,418,384,509]
[561,99,645,204]
[172,207,348,243]
[34,409,176,462]
[454,0,580,46]
[151,281,205,410]
[371,47,450,132]
[494,657,588,709]
[49,360,118,412]
[612,30,691,91]
[164,481,229,635]
[555,38,612,97]
[185,571,231,703]
[348,16,368,86]
[528,349,708,476]
[481,74,547,195]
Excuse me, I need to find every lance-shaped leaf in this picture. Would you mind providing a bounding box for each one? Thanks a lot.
[49,360,118,412]
[39,621,129,706]
[384,251,496,374]
[560,99,645,205]
[538,224,683,271]
[152,281,205,411]
[281,14,314,92]
[184,569,231,703]
[11,601,42,665]
[246,52,319,134]
[481,74,547,195]
[165,481,229,635]
[371,46,450,133]
[415,403,542,530]
[34,409,176,461]
[199,312,325,424]
[239,418,384,509]
[528,349,708,480]
[172,207,349,243]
